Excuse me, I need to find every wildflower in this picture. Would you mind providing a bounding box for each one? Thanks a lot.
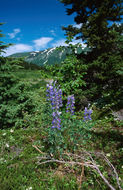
[83,107,92,121]
[10,129,14,133]
[66,95,75,115]
[3,133,6,136]
[46,81,62,129]
[118,177,121,181]
[26,187,32,190]
[106,153,110,157]
[6,143,9,148]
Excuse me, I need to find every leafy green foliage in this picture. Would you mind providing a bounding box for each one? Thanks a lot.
[52,46,88,109]
[43,100,94,157]
[57,55,87,93]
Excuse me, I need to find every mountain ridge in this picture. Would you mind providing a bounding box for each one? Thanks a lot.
[9,46,90,66]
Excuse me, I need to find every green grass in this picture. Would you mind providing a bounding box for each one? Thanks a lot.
[14,69,52,92]
[14,69,52,82]
[0,127,78,190]
[0,120,123,190]
[0,69,123,190]
[14,70,42,80]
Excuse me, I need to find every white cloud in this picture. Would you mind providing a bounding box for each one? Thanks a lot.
[52,39,67,47]
[3,44,33,56]
[33,37,53,50]
[8,28,21,39]
[2,36,53,56]
[71,39,87,48]
[50,30,56,36]
[52,38,86,48]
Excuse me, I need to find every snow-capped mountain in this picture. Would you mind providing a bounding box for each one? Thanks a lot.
[9,46,90,66]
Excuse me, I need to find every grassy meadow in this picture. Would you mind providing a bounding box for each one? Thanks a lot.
[0,69,123,190]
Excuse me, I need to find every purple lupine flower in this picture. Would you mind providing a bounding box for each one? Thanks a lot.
[83,107,92,121]
[66,95,75,115]
[46,81,62,130]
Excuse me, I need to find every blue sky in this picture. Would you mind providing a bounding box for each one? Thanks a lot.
[1,0,81,56]
[1,0,122,56]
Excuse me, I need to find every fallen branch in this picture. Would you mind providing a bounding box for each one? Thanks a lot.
[32,145,45,155]
[33,147,122,190]
[37,158,116,190]
[102,153,122,190]
[78,163,84,190]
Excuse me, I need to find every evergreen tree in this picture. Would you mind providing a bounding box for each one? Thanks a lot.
[60,0,123,57]
[0,23,12,55]
[0,24,35,129]
[59,1,123,109]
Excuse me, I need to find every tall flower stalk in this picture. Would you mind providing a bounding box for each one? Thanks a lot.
[83,107,92,121]
[46,82,62,129]
[66,95,75,115]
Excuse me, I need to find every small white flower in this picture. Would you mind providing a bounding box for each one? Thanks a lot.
[3,133,6,136]
[6,143,9,148]
[119,177,121,181]
[26,187,32,190]
[106,153,110,157]
[121,166,123,169]
[10,129,14,133]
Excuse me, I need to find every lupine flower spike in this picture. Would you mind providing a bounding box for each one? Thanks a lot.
[66,95,75,115]
[83,106,92,121]
[46,82,62,129]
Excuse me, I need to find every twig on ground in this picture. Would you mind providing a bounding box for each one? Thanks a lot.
[32,145,45,155]
[78,163,84,190]
[33,148,122,190]
[102,153,122,190]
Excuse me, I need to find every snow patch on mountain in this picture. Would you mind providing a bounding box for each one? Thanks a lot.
[30,52,36,56]
[46,47,56,57]
[9,46,90,67]
[43,60,48,65]
[59,49,65,59]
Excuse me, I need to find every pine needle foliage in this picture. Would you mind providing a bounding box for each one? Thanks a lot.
[0,24,35,129]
